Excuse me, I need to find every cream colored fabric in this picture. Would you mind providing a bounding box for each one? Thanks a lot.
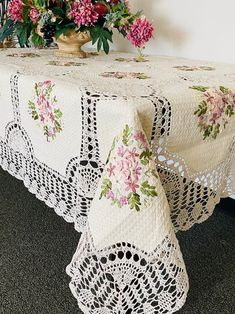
[0,48,234,314]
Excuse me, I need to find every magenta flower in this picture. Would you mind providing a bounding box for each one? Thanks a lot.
[7,0,23,22]
[127,16,154,48]
[29,7,40,24]
[68,0,99,27]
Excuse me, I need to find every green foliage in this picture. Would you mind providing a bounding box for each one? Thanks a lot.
[128,193,141,211]
[140,149,152,165]
[54,22,76,39]
[54,108,63,119]
[31,29,45,48]
[90,25,113,54]
[15,22,33,47]
[28,100,39,120]
[100,178,112,199]
[140,181,157,197]
[190,86,209,92]
[194,100,208,116]
[0,19,14,43]
[122,124,133,146]
[219,86,230,95]
[225,104,235,117]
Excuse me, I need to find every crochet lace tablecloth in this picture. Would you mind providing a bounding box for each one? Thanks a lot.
[0,48,234,314]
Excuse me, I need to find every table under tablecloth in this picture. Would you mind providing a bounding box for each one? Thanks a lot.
[0,48,234,314]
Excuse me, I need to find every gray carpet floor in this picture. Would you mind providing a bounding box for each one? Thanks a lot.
[0,166,234,314]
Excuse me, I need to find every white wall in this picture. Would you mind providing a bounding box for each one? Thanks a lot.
[113,0,235,64]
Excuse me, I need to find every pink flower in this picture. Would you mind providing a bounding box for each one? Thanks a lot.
[117,145,126,157]
[120,196,128,206]
[68,0,99,27]
[134,131,148,148]
[203,89,227,124]
[7,0,23,22]
[126,147,139,162]
[125,179,139,193]
[29,7,40,23]
[117,159,131,178]
[127,16,154,48]
[107,163,116,177]
[204,89,225,107]
[107,190,114,200]
[38,80,52,89]
[133,162,141,178]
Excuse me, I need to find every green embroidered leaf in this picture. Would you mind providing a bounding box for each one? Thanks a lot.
[136,74,150,80]
[194,100,208,116]
[99,178,112,200]
[140,181,158,197]
[211,123,220,139]
[122,125,133,146]
[54,120,62,132]
[128,193,141,211]
[140,149,152,165]
[106,136,118,164]
[54,108,63,119]
[225,105,235,117]
[151,169,159,180]
[190,86,209,92]
[219,86,230,95]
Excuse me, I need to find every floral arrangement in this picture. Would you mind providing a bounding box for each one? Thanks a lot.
[190,85,235,139]
[0,0,154,57]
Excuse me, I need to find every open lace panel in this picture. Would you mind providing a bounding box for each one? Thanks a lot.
[67,227,188,314]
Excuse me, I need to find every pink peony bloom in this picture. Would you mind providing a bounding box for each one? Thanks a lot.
[68,0,99,27]
[29,7,40,23]
[127,16,154,48]
[7,0,23,22]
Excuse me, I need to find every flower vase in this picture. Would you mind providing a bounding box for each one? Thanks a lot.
[55,29,91,58]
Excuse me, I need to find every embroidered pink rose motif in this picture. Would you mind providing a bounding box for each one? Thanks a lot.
[28,81,63,141]
[100,125,158,211]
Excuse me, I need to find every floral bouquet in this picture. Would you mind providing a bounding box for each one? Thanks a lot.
[0,0,154,58]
